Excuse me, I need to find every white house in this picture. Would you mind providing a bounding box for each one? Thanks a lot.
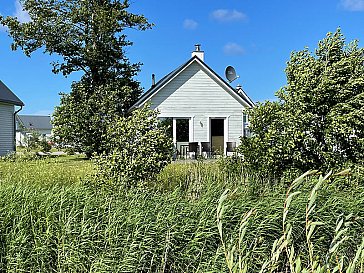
[0,80,24,156]
[16,115,53,146]
[131,45,254,156]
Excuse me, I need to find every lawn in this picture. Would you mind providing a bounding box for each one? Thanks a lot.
[0,154,93,186]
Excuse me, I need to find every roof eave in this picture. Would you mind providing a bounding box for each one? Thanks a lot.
[0,99,24,106]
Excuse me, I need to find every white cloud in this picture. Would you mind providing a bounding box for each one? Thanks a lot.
[14,0,31,23]
[183,19,198,30]
[211,9,247,22]
[224,42,245,56]
[340,0,364,11]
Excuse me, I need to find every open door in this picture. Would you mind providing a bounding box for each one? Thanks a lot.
[210,118,224,155]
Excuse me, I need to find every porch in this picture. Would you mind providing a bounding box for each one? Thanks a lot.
[159,116,240,159]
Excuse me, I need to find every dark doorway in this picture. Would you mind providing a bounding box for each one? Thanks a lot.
[176,119,189,142]
[211,119,224,154]
[176,118,189,157]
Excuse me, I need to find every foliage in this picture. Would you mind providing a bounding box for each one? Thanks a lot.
[52,79,140,156]
[0,157,364,273]
[0,158,363,272]
[217,155,245,181]
[22,128,42,149]
[20,127,52,153]
[94,105,174,189]
[239,29,364,176]
[1,0,152,156]
[217,170,364,273]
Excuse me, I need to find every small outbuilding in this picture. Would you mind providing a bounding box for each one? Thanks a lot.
[131,45,254,157]
[0,80,24,156]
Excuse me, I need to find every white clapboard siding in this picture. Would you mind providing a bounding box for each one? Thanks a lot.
[149,61,245,144]
[0,103,15,156]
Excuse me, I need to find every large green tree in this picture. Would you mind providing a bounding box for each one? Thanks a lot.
[239,29,364,176]
[1,0,152,156]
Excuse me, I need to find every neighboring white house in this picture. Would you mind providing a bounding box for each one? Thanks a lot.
[0,80,24,156]
[131,45,254,156]
[16,115,53,146]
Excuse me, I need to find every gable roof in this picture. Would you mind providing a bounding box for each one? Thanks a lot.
[0,80,24,106]
[130,56,254,110]
[16,115,52,131]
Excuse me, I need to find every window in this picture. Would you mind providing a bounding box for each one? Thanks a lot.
[243,114,251,137]
[176,119,189,142]
[159,117,173,139]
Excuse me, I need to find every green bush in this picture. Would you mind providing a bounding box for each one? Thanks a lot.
[19,127,52,153]
[39,138,52,152]
[239,30,364,177]
[21,129,42,150]
[94,105,173,189]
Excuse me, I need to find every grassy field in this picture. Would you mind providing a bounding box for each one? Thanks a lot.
[0,154,93,186]
[0,156,363,272]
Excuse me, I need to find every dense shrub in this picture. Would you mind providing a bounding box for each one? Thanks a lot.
[239,29,364,177]
[39,138,52,152]
[94,105,173,189]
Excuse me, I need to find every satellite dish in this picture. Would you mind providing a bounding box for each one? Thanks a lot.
[225,66,239,83]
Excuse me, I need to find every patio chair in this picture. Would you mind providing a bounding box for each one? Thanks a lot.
[188,142,199,159]
[178,145,186,159]
[226,142,236,156]
[201,142,212,158]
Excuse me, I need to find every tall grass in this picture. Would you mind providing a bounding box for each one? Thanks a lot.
[217,170,364,272]
[0,156,362,272]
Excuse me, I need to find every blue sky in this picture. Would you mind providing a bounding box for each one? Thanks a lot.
[1,0,364,115]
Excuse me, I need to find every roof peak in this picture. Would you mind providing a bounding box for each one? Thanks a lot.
[192,44,204,61]
[131,55,254,110]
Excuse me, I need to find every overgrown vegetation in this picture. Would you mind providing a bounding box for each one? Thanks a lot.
[239,29,364,177]
[2,4,364,270]
[0,156,363,272]
[218,170,364,272]
[94,105,173,189]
